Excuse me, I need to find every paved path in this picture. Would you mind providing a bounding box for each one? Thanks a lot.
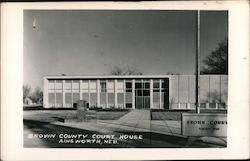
[98,109,182,136]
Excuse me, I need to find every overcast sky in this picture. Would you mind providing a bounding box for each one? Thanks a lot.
[23,10,228,90]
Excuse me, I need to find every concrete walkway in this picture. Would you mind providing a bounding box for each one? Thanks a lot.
[54,109,182,136]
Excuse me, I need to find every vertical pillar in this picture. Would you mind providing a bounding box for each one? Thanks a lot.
[88,80,91,107]
[97,79,100,107]
[195,10,201,114]
[79,80,82,100]
[150,79,153,109]
[132,79,135,109]
[71,80,73,108]
[62,80,65,108]
[114,79,118,108]
[54,80,56,107]
[159,79,162,109]
[123,79,126,108]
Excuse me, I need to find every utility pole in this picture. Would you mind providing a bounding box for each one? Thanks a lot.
[196,10,201,114]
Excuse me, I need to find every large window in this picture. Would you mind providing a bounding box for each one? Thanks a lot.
[65,93,72,107]
[117,80,124,108]
[72,80,80,90]
[81,80,89,103]
[55,80,62,89]
[107,80,114,107]
[48,93,55,107]
[153,80,160,108]
[89,80,97,107]
[100,80,107,108]
[48,80,55,90]
[161,79,169,109]
[125,80,132,108]
[56,92,63,107]
[100,80,107,92]
[135,80,150,109]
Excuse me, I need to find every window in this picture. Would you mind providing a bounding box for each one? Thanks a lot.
[89,80,97,93]
[55,80,62,89]
[107,80,114,93]
[65,93,72,107]
[125,80,132,107]
[48,93,55,106]
[81,80,88,92]
[153,80,160,108]
[153,81,160,88]
[65,80,71,90]
[72,80,80,89]
[56,93,63,107]
[48,80,55,89]
[144,82,150,89]
[100,81,106,92]
[117,80,124,93]
[126,82,132,88]
[135,82,142,89]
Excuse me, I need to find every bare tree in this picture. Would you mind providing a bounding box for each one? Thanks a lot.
[166,72,180,75]
[111,66,143,75]
[30,87,43,104]
[23,85,31,102]
[201,38,228,74]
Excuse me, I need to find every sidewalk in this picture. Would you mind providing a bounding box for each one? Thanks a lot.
[53,110,226,147]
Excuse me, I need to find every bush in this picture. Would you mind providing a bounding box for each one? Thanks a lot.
[97,108,130,112]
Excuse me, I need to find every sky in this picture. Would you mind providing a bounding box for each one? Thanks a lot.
[23,10,228,90]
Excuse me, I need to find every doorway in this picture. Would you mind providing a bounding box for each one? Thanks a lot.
[135,80,150,109]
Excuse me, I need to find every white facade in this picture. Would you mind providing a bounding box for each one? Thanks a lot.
[43,75,228,110]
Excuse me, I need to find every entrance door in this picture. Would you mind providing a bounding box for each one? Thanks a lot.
[135,81,150,109]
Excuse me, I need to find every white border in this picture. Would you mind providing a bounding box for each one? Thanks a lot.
[1,1,249,160]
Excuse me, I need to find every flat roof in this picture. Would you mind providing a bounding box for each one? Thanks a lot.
[44,74,227,80]
[44,75,171,79]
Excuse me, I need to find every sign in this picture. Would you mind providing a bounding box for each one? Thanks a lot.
[182,113,227,137]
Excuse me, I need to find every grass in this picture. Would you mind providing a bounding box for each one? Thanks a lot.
[23,109,130,122]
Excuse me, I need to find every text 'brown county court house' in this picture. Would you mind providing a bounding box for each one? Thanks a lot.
[43,75,228,110]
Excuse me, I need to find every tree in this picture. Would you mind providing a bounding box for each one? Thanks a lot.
[110,66,143,75]
[166,72,180,75]
[201,38,228,74]
[30,87,43,104]
[23,85,31,102]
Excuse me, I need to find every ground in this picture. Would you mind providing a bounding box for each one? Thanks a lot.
[23,109,227,148]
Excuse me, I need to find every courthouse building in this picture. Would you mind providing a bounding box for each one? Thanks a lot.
[43,75,228,110]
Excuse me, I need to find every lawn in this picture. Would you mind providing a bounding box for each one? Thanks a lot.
[23,109,130,122]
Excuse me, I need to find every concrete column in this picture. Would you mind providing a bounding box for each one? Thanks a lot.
[62,80,65,108]
[150,79,153,109]
[123,79,126,108]
[88,80,90,107]
[79,80,82,100]
[97,79,100,107]
[71,80,73,108]
[132,79,135,109]
[54,80,56,107]
[159,79,162,109]
[114,79,118,108]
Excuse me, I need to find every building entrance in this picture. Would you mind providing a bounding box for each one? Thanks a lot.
[135,80,150,109]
